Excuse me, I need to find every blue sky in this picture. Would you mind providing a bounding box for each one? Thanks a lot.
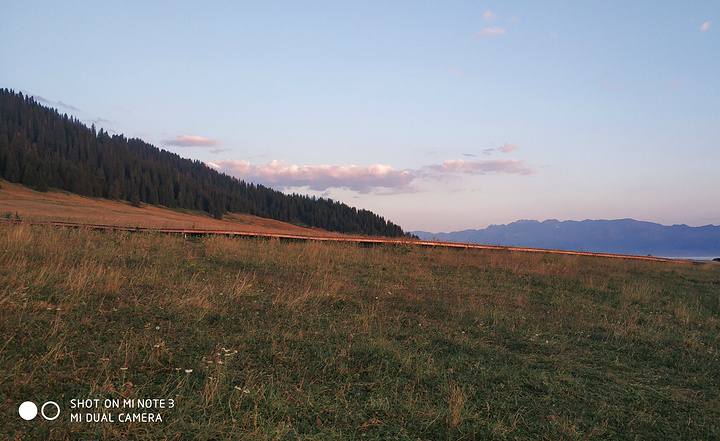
[2,1,718,232]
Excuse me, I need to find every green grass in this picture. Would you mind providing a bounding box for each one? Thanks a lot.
[1,224,719,439]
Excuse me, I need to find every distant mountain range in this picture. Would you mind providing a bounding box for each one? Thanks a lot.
[413,219,720,258]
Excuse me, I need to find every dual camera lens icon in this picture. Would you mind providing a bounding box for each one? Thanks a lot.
[19,401,60,421]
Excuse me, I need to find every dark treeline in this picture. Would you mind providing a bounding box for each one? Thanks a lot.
[0,89,409,237]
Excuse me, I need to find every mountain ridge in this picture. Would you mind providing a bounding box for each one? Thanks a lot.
[413,218,720,258]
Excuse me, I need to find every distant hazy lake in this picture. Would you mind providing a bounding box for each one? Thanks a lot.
[658,256,718,261]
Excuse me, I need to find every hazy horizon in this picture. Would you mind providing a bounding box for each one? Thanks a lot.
[2,1,717,232]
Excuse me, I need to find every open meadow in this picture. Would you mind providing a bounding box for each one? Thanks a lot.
[1,223,719,440]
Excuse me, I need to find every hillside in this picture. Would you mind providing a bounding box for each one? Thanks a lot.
[415,218,720,258]
[0,89,407,237]
[0,180,354,238]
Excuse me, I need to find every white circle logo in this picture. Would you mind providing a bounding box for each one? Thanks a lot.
[18,401,38,420]
[41,401,61,420]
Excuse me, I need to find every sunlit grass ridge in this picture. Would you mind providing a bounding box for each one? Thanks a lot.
[1,224,719,439]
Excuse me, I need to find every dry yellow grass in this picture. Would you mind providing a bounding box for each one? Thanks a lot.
[3,186,720,439]
[0,179,346,237]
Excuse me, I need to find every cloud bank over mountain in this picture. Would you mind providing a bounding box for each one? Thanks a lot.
[209,157,536,194]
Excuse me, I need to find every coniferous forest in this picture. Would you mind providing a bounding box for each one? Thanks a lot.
[0,89,408,237]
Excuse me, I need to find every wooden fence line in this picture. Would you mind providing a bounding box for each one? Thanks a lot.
[1,218,687,263]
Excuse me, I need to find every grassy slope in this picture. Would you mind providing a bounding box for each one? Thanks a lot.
[1,224,719,440]
[0,180,346,237]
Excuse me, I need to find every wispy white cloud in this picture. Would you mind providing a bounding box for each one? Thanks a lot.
[700,21,710,31]
[448,66,468,80]
[483,10,496,22]
[209,156,536,194]
[209,160,415,193]
[32,95,81,112]
[500,142,517,153]
[162,135,220,147]
[477,27,506,38]
[90,117,114,125]
[88,118,118,134]
[425,159,535,176]
[483,142,519,154]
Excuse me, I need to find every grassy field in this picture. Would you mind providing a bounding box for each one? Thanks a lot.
[1,224,719,440]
